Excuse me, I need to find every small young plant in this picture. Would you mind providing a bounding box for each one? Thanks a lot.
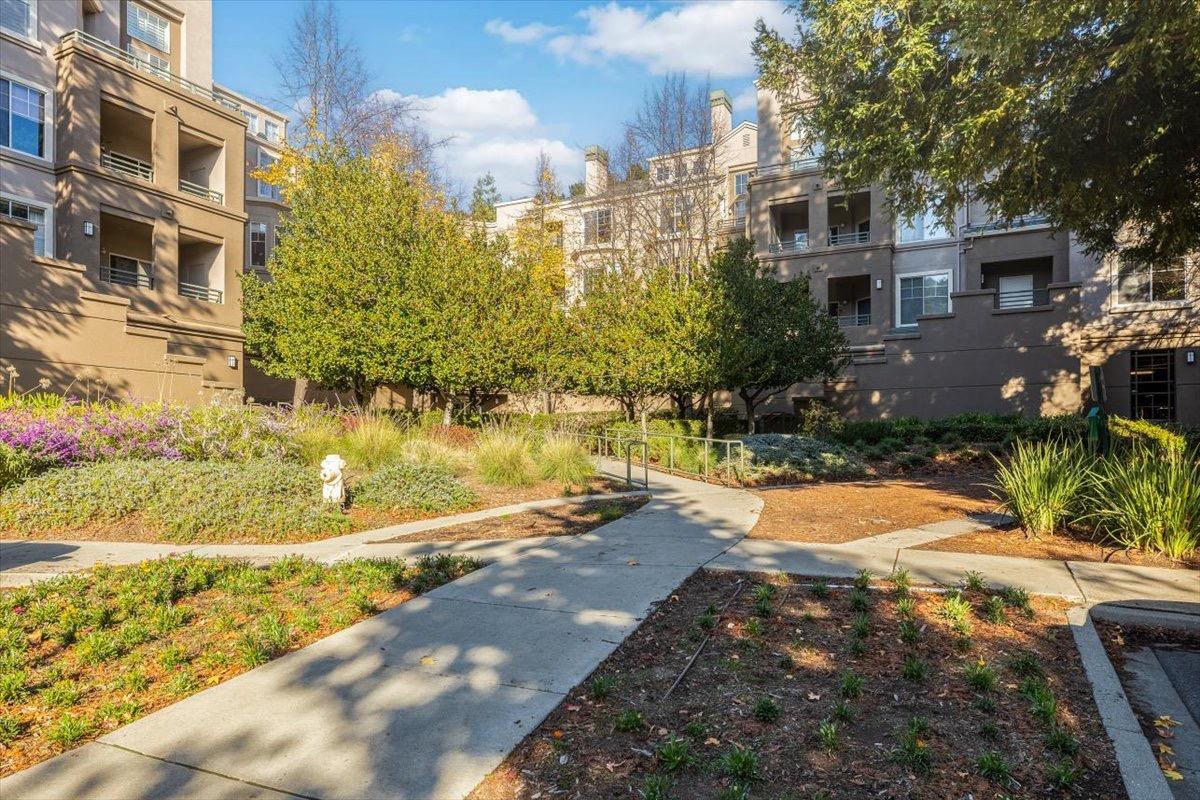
[963,659,997,692]
[685,720,707,739]
[851,613,871,639]
[720,745,759,781]
[640,774,671,800]
[891,719,931,774]
[655,734,692,771]
[849,588,870,612]
[717,784,749,800]
[895,596,916,619]
[939,594,973,626]
[753,697,781,723]
[1000,586,1033,617]
[901,654,927,681]
[954,633,974,652]
[45,712,93,747]
[962,571,987,592]
[853,569,873,590]
[982,595,1007,624]
[743,618,764,638]
[815,719,840,752]
[976,750,1013,785]
[832,700,854,723]
[0,714,23,745]
[1020,678,1058,724]
[1047,758,1081,788]
[839,670,863,699]
[591,675,617,701]
[753,597,773,618]
[848,639,866,657]
[1044,725,1079,756]
[615,709,644,732]
[753,584,776,603]
[697,610,716,631]
[810,580,829,598]
[1007,651,1044,678]
[898,619,920,644]
[979,721,1000,741]
[890,567,912,597]
[42,679,82,708]
[975,695,997,713]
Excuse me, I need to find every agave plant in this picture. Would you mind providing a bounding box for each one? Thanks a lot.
[991,439,1091,537]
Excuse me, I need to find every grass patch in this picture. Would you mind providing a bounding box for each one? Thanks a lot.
[351,462,476,512]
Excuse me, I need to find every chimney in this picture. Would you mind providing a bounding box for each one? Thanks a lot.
[584,146,609,196]
[710,89,732,142]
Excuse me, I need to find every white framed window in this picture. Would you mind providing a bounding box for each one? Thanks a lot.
[249,222,267,267]
[0,195,50,256]
[896,270,952,326]
[583,208,611,245]
[0,77,46,158]
[130,46,170,79]
[264,120,279,142]
[128,3,169,53]
[0,0,36,40]
[256,150,281,201]
[242,110,258,135]
[1115,258,1189,306]
[896,207,953,243]
[734,172,749,197]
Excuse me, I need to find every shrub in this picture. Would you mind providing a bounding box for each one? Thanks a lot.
[339,415,409,470]
[0,442,39,490]
[1109,416,1188,458]
[398,435,472,476]
[352,463,475,512]
[740,434,867,480]
[0,460,350,541]
[536,435,594,486]
[992,439,1091,536]
[474,430,537,487]
[1086,446,1200,559]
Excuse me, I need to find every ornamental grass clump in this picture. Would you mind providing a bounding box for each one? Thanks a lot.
[474,429,537,487]
[1087,446,1200,560]
[992,439,1090,536]
[351,463,475,512]
[338,414,409,470]
[535,435,594,487]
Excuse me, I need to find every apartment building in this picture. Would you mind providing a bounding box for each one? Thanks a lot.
[747,86,1198,425]
[0,0,294,403]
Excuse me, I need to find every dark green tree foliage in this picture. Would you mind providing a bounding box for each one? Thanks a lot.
[755,0,1200,264]
[469,172,502,222]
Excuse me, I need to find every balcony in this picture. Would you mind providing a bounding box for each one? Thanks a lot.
[101,256,153,288]
[755,156,820,179]
[995,288,1050,309]
[100,150,153,182]
[829,230,871,246]
[835,312,871,327]
[961,213,1049,236]
[828,275,871,328]
[769,233,809,254]
[179,231,224,304]
[60,30,241,111]
[179,281,223,303]
[178,178,223,204]
[718,215,746,233]
[982,257,1054,310]
[100,212,154,289]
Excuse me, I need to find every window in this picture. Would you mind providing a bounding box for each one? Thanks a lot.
[256,150,281,201]
[734,172,749,197]
[0,196,48,255]
[264,120,279,142]
[242,111,258,135]
[130,46,170,78]
[0,78,45,157]
[583,208,611,245]
[249,223,267,267]
[896,207,953,243]
[734,198,747,219]
[897,271,951,326]
[128,3,169,52]
[0,0,36,39]
[1130,349,1175,422]
[1115,258,1187,305]
[662,197,685,234]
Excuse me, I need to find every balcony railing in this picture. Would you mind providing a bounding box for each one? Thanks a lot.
[768,234,810,254]
[179,281,223,303]
[834,312,871,327]
[830,230,871,246]
[60,30,241,111]
[100,150,153,182]
[995,288,1050,309]
[718,215,746,232]
[961,213,1049,235]
[755,157,820,179]
[179,178,224,204]
[101,258,153,289]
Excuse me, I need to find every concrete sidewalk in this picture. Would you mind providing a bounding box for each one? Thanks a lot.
[0,472,761,800]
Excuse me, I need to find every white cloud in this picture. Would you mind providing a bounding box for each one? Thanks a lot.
[393,87,581,198]
[484,18,558,44]
[732,86,758,113]
[540,1,790,78]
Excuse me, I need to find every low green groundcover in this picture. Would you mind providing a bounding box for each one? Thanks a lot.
[741,434,867,480]
[351,462,476,511]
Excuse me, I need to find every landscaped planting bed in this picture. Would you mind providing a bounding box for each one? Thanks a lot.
[469,569,1123,799]
[0,554,479,776]
[917,525,1200,569]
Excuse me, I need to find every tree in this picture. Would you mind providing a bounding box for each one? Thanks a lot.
[754,0,1200,265]
[241,133,462,406]
[711,239,847,433]
[512,152,567,295]
[469,173,501,222]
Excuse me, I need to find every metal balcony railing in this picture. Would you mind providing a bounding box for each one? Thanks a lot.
[178,178,223,204]
[101,258,153,289]
[835,312,871,327]
[755,157,820,179]
[768,235,810,254]
[179,281,223,303]
[718,215,746,232]
[830,230,871,246]
[100,150,153,182]
[995,288,1051,309]
[60,30,241,111]
[961,213,1049,235]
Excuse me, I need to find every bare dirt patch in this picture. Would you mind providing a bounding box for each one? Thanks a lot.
[749,467,994,543]
[918,527,1200,570]
[375,496,650,543]
[469,569,1123,800]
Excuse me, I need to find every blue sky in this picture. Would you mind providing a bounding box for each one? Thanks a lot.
[213,0,791,199]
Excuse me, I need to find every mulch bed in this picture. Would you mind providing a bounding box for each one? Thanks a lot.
[919,527,1200,570]
[374,496,650,543]
[749,467,995,544]
[469,569,1124,800]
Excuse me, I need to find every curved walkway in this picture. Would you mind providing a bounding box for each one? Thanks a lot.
[3,469,1196,799]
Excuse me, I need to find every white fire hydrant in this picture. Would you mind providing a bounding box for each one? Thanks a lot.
[320,454,347,504]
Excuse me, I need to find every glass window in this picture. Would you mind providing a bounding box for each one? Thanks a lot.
[1116,258,1187,304]
[0,79,45,158]
[128,3,169,52]
[898,272,951,325]
[250,223,267,267]
[264,120,279,142]
[0,0,35,39]
[242,111,258,135]
[897,207,953,243]
[1,197,48,255]
[734,172,749,197]
[256,150,281,201]
[584,209,611,245]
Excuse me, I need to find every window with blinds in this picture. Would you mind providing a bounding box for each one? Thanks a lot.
[0,0,35,39]
[1,197,48,255]
[128,3,169,53]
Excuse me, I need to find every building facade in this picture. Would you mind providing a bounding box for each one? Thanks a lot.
[0,0,293,403]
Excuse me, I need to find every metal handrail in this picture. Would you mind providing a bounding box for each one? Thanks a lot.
[835,312,871,327]
[179,281,223,303]
[829,230,870,246]
[554,431,649,489]
[101,259,153,289]
[768,235,809,254]
[602,429,747,485]
[60,30,241,111]
[178,178,223,204]
[995,288,1050,309]
[100,150,153,181]
[961,214,1049,235]
[755,157,820,178]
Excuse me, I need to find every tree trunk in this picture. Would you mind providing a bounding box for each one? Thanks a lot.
[739,388,757,434]
[442,395,454,426]
[640,406,649,439]
[621,398,635,422]
[705,392,715,439]
[352,379,375,409]
[542,390,552,415]
[291,378,308,407]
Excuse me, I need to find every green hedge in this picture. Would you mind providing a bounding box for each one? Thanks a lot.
[835,413,1086,447]
[0,443,39,491]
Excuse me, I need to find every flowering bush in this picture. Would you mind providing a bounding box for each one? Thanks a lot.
[741,434,867,480]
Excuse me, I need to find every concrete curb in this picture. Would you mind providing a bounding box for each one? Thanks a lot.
[1068,605,1174,800]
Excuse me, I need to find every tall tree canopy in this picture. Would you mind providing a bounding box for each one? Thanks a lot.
[754,0,1200,265]
[469,173,501,222]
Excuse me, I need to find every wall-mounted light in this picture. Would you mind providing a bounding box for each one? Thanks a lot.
[227,356,239,369]
[82,220,95,237]
[875,278,883,290]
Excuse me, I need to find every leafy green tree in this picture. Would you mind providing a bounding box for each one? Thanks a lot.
[711,239,847,433]
[755,1,1200,265]
[469,172,501,222]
